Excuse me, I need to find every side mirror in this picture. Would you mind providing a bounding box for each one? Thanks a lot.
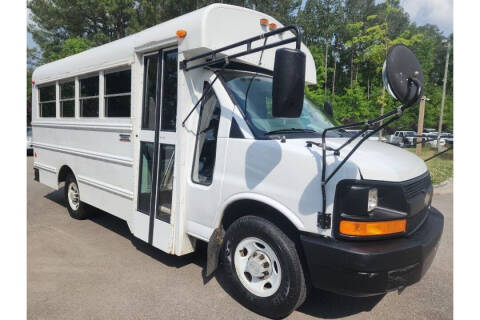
[272,48,306,118]
[323,101,333,118]
[382,44,424,106]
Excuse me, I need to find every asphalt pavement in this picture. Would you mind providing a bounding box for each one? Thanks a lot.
[27,156,453,319]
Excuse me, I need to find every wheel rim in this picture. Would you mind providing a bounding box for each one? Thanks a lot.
[68,182,80,211]
[234,237,282,297]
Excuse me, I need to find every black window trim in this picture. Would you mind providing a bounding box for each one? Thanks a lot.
[159,47,179,133]
[141,51,161,131]
[104,67,132,118]
[141,46,178,131]
[38,83,57,118]
[191,81,221,187]
[79,73,100,118]
[59,80,75,118]
[137,141,154,216]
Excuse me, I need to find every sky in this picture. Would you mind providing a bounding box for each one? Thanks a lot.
[398,0,453,35]
[27,0,453,50]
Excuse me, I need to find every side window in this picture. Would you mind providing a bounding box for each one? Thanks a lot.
[60,81,75,117]
[142,55,158,130]
[80,75,99,117]
[39,85,56,117]
[192,88,221,185]
[105,69,131,117]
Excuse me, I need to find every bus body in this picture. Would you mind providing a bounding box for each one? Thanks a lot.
[31,4,443,318]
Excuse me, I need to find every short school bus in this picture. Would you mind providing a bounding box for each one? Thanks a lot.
[31,4,443,318]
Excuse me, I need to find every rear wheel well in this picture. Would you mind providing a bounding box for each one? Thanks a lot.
[58,165,74,186]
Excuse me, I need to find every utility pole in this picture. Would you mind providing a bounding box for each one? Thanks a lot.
[437,40,451,150]
[416,96,429,155]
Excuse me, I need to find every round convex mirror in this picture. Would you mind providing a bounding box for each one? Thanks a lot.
[382,44,424,105]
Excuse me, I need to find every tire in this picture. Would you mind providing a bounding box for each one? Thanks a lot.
[64,174,91,220]
[221,216,307,319]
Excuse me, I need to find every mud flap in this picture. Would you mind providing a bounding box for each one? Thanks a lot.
[205,227,225,277]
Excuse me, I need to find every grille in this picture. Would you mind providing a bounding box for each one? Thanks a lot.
[403,173,431,199]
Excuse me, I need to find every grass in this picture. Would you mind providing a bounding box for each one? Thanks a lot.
[406,146,453,185]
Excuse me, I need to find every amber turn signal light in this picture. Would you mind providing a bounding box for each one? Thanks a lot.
[268,23,277,30]
[176,29,187,38]
[339,219,406,237]
[260,18,269,26]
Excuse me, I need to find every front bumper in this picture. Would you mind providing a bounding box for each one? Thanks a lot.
[300,206,444,297]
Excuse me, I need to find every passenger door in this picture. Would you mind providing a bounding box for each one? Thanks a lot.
[133,47,178,252]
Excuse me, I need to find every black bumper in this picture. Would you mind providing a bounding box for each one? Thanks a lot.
[300,206,444,297]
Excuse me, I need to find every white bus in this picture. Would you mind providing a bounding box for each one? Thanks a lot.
[32,4,443,318]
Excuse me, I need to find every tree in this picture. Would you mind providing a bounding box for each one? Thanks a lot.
[27,0,453,132]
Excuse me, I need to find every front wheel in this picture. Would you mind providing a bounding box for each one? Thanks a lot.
[221,216,307,319]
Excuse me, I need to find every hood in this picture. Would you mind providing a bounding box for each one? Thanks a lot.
[295,137,427,182]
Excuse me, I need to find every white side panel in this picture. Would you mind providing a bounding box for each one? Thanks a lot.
[183,76,233,241]
[153,220,174,253]
[204,138,361,237]
[132,212,150,243]
[32,123,135,221]
[34,162,57,190]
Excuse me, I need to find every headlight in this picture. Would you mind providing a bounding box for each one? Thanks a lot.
[367,188,378,212]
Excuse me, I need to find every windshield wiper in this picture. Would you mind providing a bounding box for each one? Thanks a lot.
[265,128,317,135]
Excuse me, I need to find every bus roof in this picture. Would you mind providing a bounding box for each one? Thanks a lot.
[32,4,316,85]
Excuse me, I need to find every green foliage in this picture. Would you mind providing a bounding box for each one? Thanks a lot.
[406,147,453,184]
[27,0,453,132]
[44,37,94,62]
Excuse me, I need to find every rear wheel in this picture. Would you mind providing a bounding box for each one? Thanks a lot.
[64,174,91,220]
[221,216,307,319]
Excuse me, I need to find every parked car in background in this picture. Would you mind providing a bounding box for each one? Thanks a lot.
[389,130,417,147]
[344,129,361,136]
[344,129,385,141]
[27,127,33,155]
[427,133,453,148]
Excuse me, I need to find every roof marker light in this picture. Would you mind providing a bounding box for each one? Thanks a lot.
[176,29,187,38]
[260,18,269,26]
[268,23,277,30]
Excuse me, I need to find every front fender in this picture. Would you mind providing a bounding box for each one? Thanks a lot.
[215,192,306,231]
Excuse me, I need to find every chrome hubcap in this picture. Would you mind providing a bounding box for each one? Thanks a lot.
[234,237,282,297]
[68,182,80,210]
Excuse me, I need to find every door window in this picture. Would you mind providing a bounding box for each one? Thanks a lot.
[138,142,155,214]
[156,144,175,222]
[192,88,221,185]
[161,50,178,131]
[142,55,159,130]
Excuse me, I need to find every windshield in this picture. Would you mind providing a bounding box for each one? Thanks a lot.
[364,131,379,137]
[222,71,335,136]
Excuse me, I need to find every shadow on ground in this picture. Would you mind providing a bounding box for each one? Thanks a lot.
[44,188,385,319]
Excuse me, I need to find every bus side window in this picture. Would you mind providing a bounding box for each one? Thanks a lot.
[192,88,221,185]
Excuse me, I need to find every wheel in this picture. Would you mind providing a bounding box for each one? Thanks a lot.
[221,216,307,319]
[64,174,91,220]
